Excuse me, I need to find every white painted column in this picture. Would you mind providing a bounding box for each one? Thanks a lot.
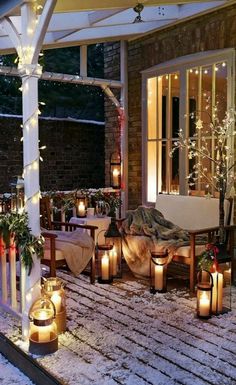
[120,40,128,216]
[19,2,41,340]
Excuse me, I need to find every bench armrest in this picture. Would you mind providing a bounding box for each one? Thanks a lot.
[51,221,98,241]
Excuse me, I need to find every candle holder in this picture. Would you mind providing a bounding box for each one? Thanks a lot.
[150,250,168,293]
[42,277,66,333]
[104,218,122,278]
[29,297,58,355]
[197,270,213,319]
[96,244,113,284]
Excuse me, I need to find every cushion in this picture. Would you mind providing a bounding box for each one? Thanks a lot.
[155,194,231,230]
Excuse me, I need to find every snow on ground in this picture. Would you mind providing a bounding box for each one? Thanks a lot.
[0,353,35,385]
[1,272,236,385]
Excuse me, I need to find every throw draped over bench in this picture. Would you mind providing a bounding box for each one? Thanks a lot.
[121,195,234,292]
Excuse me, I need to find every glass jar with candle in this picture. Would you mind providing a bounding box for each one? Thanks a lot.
[29,297,58,355]
[104,218,122,278]
[150,250,169,293]
[197,270,213,319]
[42,277,66,333]
[96,244,113,284]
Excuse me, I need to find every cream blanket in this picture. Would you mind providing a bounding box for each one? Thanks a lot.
[44,229,94,276]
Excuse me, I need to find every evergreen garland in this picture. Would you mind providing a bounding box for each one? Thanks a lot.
[0,212,44,275]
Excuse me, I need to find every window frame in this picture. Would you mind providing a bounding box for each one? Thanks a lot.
[142,48,235,205]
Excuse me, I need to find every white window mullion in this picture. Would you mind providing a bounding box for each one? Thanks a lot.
[166,75,171,193]
[179,69,188,195]
[157,76,162,193]
[197,66,202,192]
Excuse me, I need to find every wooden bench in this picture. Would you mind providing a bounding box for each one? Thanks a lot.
[155,194,234,292]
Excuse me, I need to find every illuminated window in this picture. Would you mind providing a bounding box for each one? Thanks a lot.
[142,49,235,203]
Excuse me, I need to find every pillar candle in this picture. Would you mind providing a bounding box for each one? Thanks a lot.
[110,248,118,276]
[78,202,86,216]
[112,168,119,187]
[212,271,223,313]
[51,292,62,313]
[154,265,164,290]
[101,253,109,280]
[199,291,210,317]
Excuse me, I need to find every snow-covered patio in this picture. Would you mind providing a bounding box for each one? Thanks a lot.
[1,269,236,385]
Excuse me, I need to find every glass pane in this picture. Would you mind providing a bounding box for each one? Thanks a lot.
[215,62,227,122]
[161,75,168,138]
[170,144,179,194]
[171,73,180,137]
[147,77,157,140]
[161,141,166,193]
[147,141,156,202]
[202,65,213,128]
[188,68,199,137]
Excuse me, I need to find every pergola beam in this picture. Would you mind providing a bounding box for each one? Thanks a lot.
[0,65,122,88]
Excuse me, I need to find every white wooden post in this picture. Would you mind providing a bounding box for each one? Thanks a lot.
[120,40,128,216]
[19,1,42,339]
[1,0,56,339]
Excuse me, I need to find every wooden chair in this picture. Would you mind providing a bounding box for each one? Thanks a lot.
[40,197,98,283]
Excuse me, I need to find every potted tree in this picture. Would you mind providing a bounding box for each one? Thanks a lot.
[171,108,236,245]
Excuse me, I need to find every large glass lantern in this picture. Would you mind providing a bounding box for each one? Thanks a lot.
[150,251,168,293]
[42,277,66,333]
[29,297,58,355]
[104,218,122,278]
[96,244,113,284]
[211,245,232,315]
[110,151,121,189]
[197,270,213,319]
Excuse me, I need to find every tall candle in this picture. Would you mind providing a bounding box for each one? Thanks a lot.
[101,253,109,280]
[110,248,118,276]
[112,168,119,187]
[199,291,210,317]
[212,271,223,313]
[78,202,86,217]
[51,292,62,313]
[154,265,164,290]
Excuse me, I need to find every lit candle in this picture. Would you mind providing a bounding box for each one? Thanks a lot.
[199,291,210,317]
[51,292,61,313]
[78,201,86,217]
[112,168,119,187]
[110,248,118,276]
[101,252,109,280]
[212,271,223,313]
[37,325,51,343]
[34,310,51,343]
[154,265,164,290]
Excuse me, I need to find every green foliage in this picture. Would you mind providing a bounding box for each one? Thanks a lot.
[198,244,218,271]
[0,212,44,275]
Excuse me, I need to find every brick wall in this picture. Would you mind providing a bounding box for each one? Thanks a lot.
[0,116,104,192]
[104,4,236,209]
